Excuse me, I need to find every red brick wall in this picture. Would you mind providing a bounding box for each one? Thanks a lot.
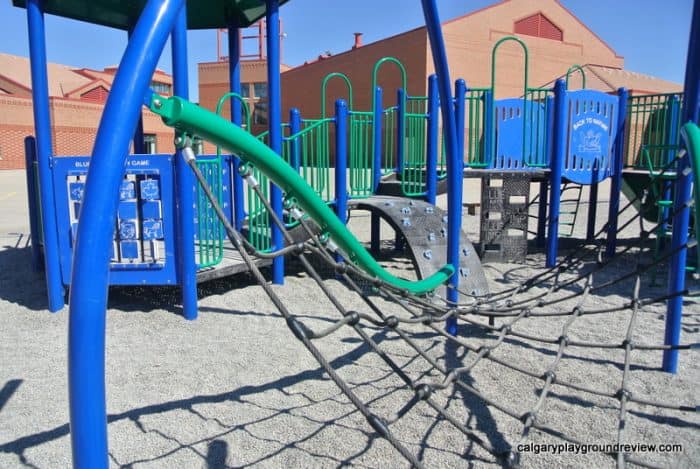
[0,96,175,169]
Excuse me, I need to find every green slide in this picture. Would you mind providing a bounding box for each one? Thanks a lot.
[150,94,454,295]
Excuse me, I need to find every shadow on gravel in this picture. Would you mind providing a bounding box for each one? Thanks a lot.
[0,245,49,312]
[0,332,441,467]
[0,379,22,413]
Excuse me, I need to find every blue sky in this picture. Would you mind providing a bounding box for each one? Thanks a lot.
[0,0,693,102]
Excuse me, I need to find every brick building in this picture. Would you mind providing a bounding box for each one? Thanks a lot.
[199,0,682,124]
[0,53,175,170]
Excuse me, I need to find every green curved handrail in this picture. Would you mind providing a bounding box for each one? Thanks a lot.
[371,57,408,175]
[321,72,353,118]
[565,64,586,90]
[151,94,454,295]
[681,122,700,271]
[491,36,529,97]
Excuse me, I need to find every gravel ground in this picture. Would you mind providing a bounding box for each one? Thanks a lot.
[0,171,698,468]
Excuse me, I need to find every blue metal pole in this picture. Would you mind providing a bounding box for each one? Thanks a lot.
[455,79,466,164]
[546,80,567,268]
[289,108,301,171]
[483,90,494,166]
[372,86,383,192]
[128,27,146,154]
[586,183,598,242]
[266,0,284,284]
[171,5,197,320]
[68,1,183,466]
[420,0,461,335]
[664,0,700,373]
[426,75,438,205]
[335,99,349,262]
[24,136,42,272]
[26,0,64,312]
[228,18,245,231]
[396,88,405,175]
[605,88,628,258]
[538,95,554,246]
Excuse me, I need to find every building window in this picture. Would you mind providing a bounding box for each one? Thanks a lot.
[240,83,251,98]
[253,83,267,98]
[143,134,157,154]
[151,81,172,94]
[514,13,563,41]
[253,102,268,125]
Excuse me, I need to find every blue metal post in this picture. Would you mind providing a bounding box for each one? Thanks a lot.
[172,5,197,320]
[426,75,439,205]
[483,90,494,166]
[537,95,554,247]
[605,88,628,258]
[396,88,406,174]
[26,0,64,312]
[128,27,146,154]
[24,136,42,271]
[266,0,284,284]
[455,79,466,164]
[228,18,245,230]
[421,0,462,335]
[372,86,383,191]
[664,0,700,373]
[335,100,349,262]
[546,80,567,268]
[289,108,301,171]
[586,183,598,242]
[68,1,183,466]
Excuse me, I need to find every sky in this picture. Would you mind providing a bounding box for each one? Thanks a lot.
[0,0,694,102]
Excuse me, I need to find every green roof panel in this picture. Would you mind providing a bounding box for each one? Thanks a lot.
[11,0,290,30]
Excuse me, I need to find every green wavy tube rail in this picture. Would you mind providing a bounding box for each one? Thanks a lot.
[150,94,454,295]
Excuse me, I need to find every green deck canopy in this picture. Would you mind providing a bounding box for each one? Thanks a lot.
[11,0,290,30]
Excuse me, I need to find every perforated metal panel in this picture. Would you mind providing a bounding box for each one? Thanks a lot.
[480,173,531,263]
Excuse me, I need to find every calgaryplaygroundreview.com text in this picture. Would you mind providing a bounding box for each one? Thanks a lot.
[517,442,684,456]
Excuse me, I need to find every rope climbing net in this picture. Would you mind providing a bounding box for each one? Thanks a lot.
[184,144,698,468]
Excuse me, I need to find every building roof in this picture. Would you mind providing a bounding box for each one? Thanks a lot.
[541,64,682,95]
[0,52,173,99]
[0,52,92,97]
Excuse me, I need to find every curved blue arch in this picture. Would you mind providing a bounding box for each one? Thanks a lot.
[67,1,184,467]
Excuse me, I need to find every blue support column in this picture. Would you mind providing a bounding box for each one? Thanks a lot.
[68,1,183,466]
[372,86,383,191]
[335,100,349,262]
[128,27,145,154]
[426,75,438,205]
[289,108,301,171]
[546,80,567,268]
[483,90,494,166]
[172,5,197,320]
[455,79,466,164]
[26,0,64,312]
[228,18,245,230]
[664,0,700,373]
[24,136,42,271]
[455,80,466,172]
[266,0,284,284]
[421,0,462,335]
[538,95,554,246]
[605,88,628,258]
[586,183,598,242]
[396,88,406,174]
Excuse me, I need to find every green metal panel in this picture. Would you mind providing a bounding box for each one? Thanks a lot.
[349,111,373,197]
[624,93,683,169]
[12,0,290,30]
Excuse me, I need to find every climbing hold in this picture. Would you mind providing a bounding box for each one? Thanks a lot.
[459,267,470,278]
[442,215,448,223]
[401,207,412,215]
[462,248,470,257]
[423,250,433,260]
[425,206,434,214]
[427,232,436,242]
[402,218,411,227]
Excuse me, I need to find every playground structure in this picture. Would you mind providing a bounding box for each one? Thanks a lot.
[11,0,700,467]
